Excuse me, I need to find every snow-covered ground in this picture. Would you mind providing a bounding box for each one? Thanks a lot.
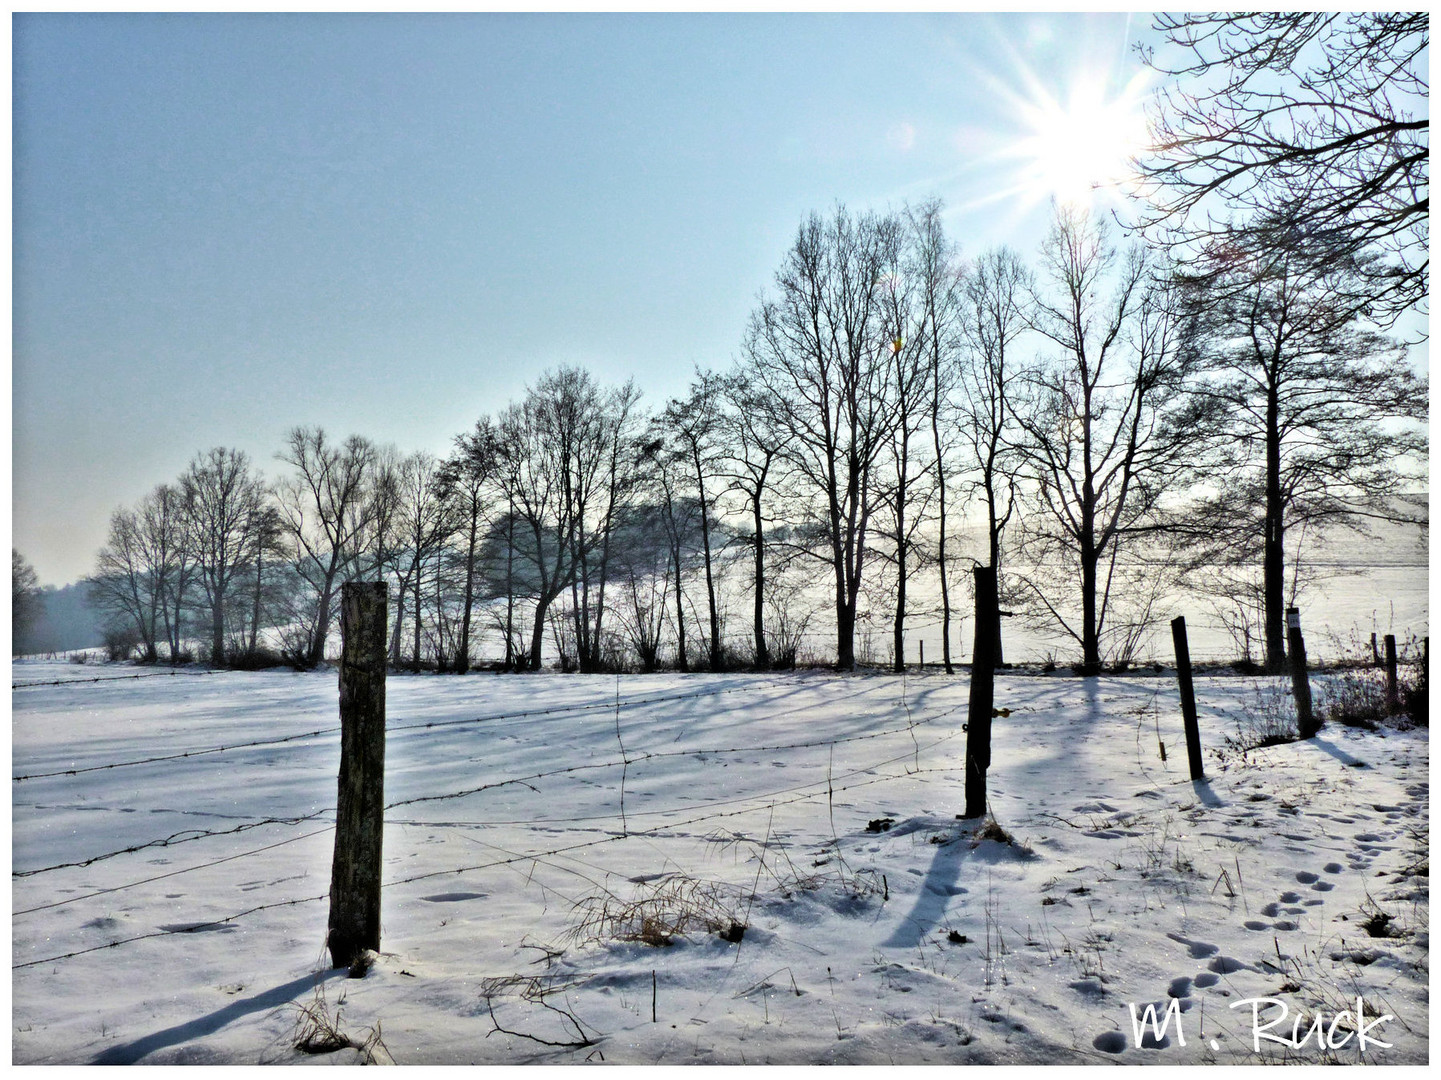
[11,659,1429,1064]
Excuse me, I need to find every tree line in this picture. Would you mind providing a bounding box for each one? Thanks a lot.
[71,194,1422,676]
[48,14,1427,676]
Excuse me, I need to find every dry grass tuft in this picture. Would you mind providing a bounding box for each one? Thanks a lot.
[565,875,745,949]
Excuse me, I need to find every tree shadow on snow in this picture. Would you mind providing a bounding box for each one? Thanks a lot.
[1307,735,1367,768]
[879,830,971,950]
[91,969,345,1065]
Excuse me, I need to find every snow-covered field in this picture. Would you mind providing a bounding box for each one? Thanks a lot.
[11,659,1429,1064]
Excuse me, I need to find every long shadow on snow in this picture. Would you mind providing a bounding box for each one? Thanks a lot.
[879,829,971,950]
[91,969,346,1065]
[1307,734,1367,768]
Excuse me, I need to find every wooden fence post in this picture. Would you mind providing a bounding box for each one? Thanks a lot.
[964,566,998,819]
[328,581,388,970]
[1286,606,1317,738]
[1384,634,1400,711]
[1169,616,1205,781]
[919,640,924,671]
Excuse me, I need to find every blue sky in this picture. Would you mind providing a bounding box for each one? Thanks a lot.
[13,11,1156,585]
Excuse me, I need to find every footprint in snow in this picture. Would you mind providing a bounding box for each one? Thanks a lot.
[1192,972,1220,988]
[1279,891,1302,903]
[1294,870,1319,884]
[1093,1031,1127,1054]
[1167,976,1192,999]
[1207,955,1248,975]
[1323,862,1343,873]
[1166,932,1218,959]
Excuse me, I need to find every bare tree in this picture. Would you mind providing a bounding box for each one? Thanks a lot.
[576,380,642,673]
[181,447,268,666]
[716,369,785,668]
[906,199,967,673]
[1013,208,1199,673]
[608,501,672,671]
[662,372,728,670]
[745,205,899,670]
[390,451,456,671]
[1179,228,1428,671]
[240,503,287,661]
[13,549,42,654]
[88,486,190,663]
[494,368,635,671]
[639,424,701,672]
[958,246,1033,665]
[438,424,500,673]
[875,225,935,673]
[1136,12,1428,326]
[274,427,383,667]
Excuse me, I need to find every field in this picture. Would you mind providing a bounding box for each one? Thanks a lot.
[11,659,1430,1065]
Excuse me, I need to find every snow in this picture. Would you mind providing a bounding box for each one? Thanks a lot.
[10,659,1430,1065]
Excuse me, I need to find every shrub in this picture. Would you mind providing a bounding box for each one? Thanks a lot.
[103,627,142,662]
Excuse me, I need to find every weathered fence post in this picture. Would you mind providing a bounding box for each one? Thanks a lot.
[1383,633,1400,712]
[1286,606,1317,738]
[919,640,924,671]
[1169,616,1205,781]
[964,566,999,819]
[328,581,388,970]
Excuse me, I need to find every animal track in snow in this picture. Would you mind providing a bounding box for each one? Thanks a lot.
[1207,955,1248,975]
[1166,932,1218,959]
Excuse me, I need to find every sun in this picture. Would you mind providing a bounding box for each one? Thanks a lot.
[1010,71,1151,211]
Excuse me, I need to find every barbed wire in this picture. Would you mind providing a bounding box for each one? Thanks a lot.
[12,669,221,690]
[11,716,964,969]
[12,679,778,784]
[12,825,337,918]
[12,688,940,881]
[12,810,335,879]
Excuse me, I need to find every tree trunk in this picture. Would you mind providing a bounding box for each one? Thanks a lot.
[933,392,953,675]
[249,550,263,658]
[836,601,856,671]
[1263,389,1288,673]
[412,565,422,673]
[986,482,1006,667]
[893,490,907,674]
[671,548,688,672]
[456,510,478,674]
[211,600,226,667]
[528,596,548,671]
[1080,542,1100,674]
[695,464,721,672]
[751,495,769,669]
[309,578,337,668]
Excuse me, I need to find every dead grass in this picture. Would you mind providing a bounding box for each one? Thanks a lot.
[564,874,746,949]
[292,980,390,1063]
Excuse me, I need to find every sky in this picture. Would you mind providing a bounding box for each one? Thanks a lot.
[12,11,1165,587]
